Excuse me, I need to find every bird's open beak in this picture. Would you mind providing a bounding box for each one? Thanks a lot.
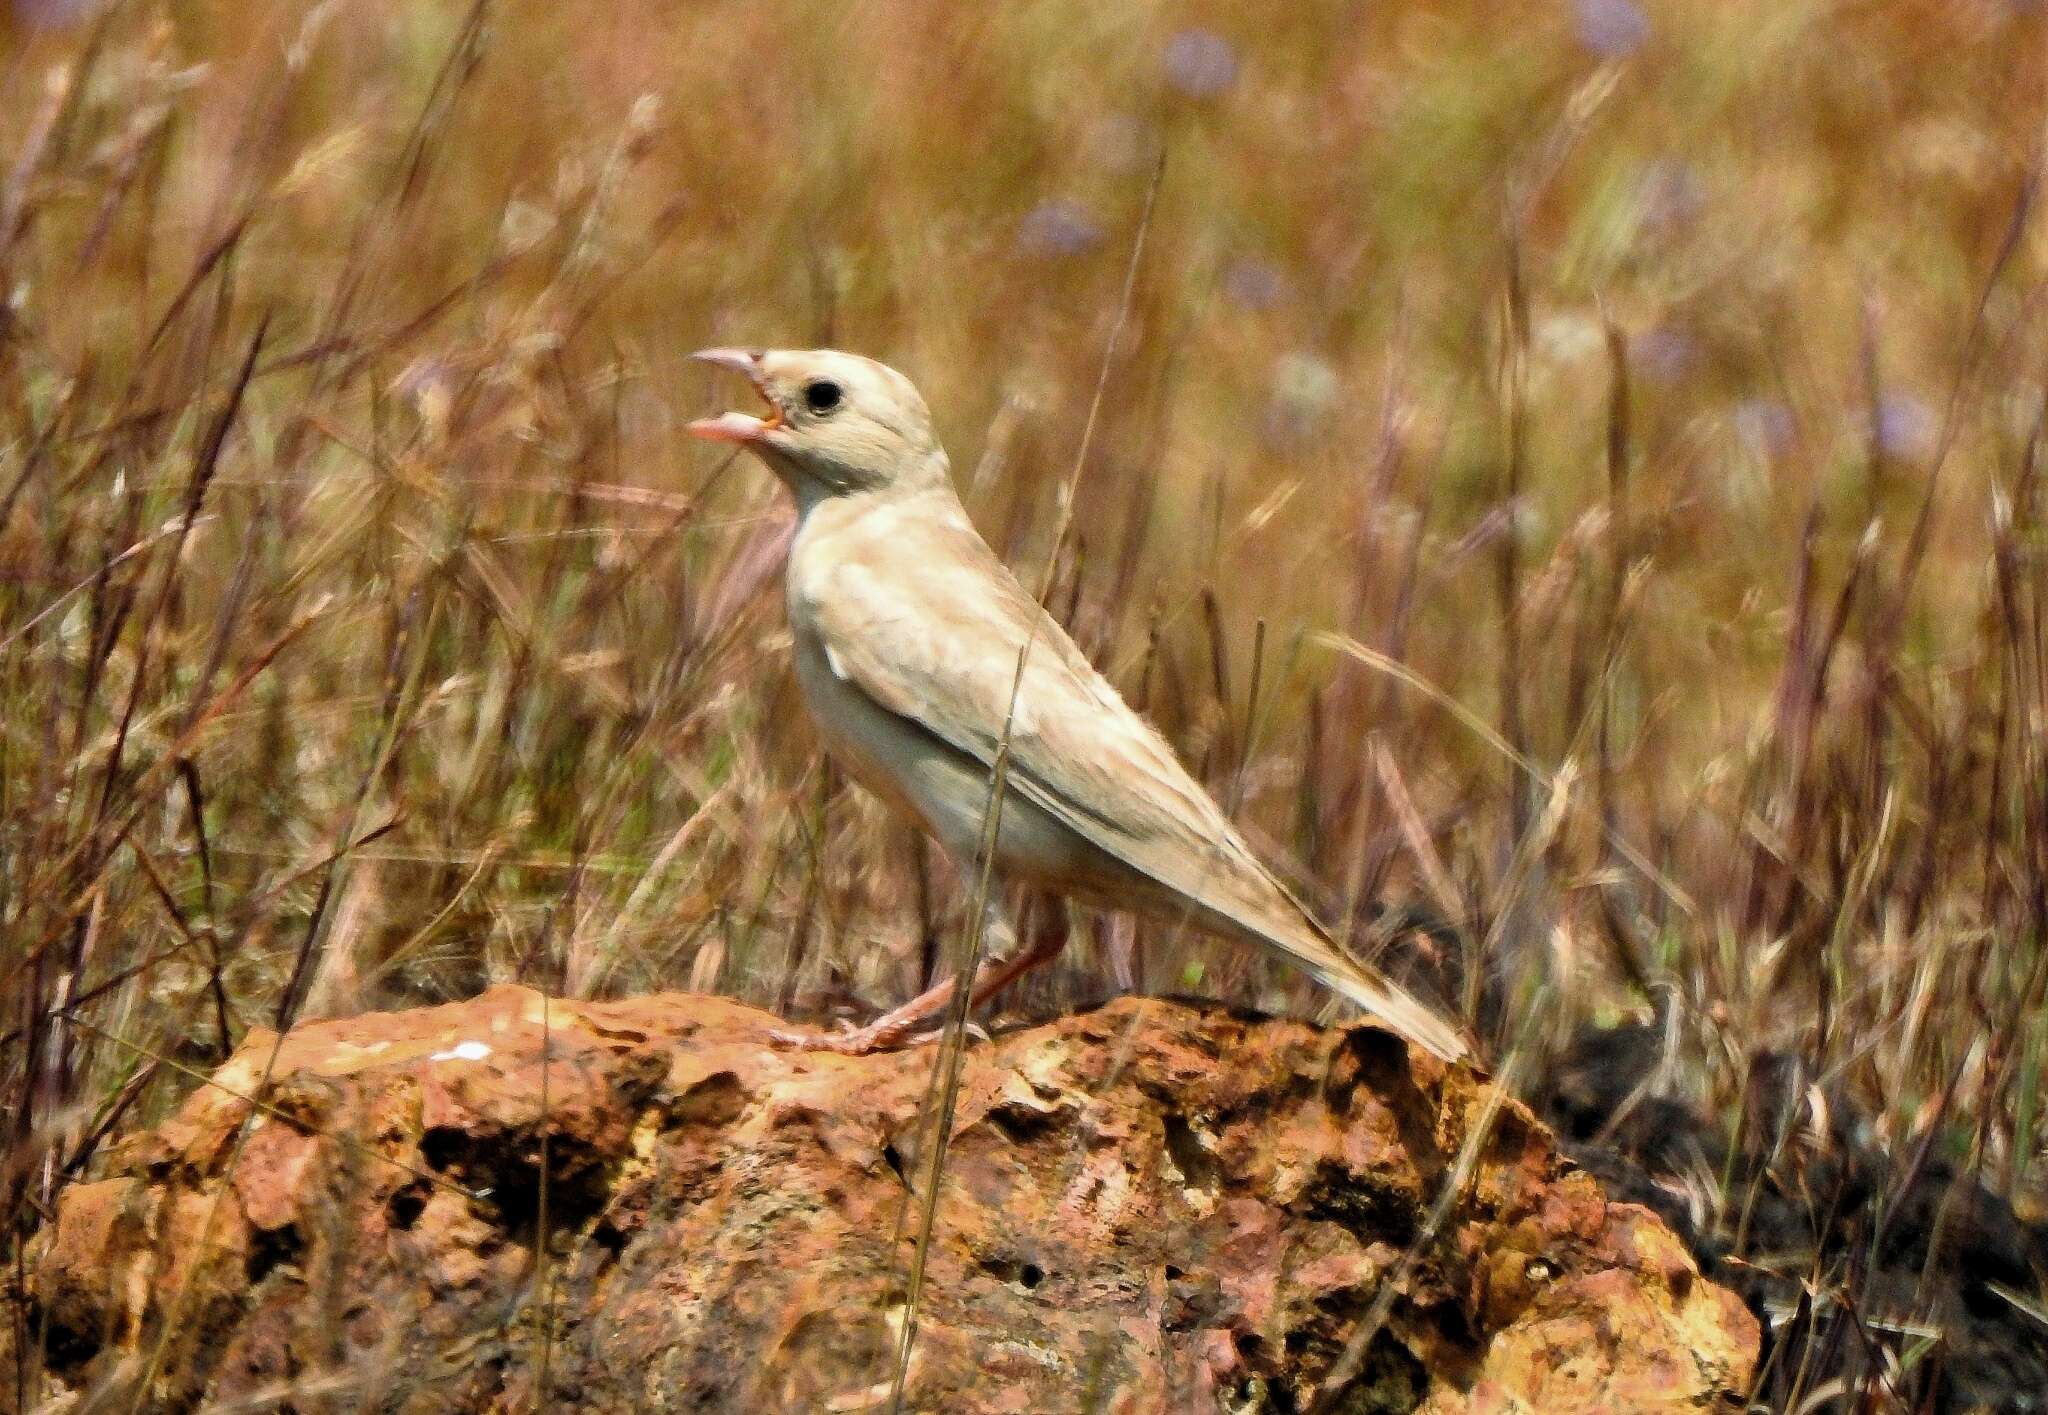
[688,348,784,444]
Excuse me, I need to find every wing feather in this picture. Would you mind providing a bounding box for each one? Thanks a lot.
[794,505,1468,1062]
[805,521,1273,914]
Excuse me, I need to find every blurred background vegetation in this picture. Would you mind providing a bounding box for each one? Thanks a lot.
[3,0,2047,1405]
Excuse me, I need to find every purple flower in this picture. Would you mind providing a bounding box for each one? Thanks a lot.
[1162,28,1239,98]
[1733,399,1795,458]
[1222,259,1286,310]
[1574,0,1651,57]
[1875,394,1937,460]
[1629,326,1696,384]
[1016,200,1103,258]
[1636,159,1704,233]
[13,0,96,23]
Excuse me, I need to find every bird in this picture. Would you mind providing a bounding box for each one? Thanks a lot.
[687,347,1470,1063]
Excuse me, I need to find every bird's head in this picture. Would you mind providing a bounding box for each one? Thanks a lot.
[687,348,946,500]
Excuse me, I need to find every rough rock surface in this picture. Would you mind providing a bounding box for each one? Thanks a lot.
[18,987,1757,1413]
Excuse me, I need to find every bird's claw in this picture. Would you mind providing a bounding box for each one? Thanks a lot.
[765,1017,992,1054]
[766,1019,898,1055]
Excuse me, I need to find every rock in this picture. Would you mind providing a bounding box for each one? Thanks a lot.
[14,987,1757,1413]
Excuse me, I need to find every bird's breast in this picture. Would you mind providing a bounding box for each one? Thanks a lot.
[786,616,924,814]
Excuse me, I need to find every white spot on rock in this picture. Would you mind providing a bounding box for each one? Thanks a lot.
[428,1040,492,1063]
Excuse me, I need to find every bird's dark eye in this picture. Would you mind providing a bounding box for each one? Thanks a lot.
[803,379,842,415]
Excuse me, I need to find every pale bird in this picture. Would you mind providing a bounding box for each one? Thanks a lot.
[687,347,1470,1064]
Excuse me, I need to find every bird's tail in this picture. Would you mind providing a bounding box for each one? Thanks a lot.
[1153,845,1472,1062]
[1228,908,1470,1063]
[1301,945,1471,1064]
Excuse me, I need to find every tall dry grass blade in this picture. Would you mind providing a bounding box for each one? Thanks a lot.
[1317,633,1696,921]
[1494,234,1532,839]
[885,149,1165,1415]
[1307,991,1551,1414]
[275,586,441,1030]
[534,989,555,1405]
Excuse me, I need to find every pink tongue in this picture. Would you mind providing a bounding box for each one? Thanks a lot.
[687,412,768,443]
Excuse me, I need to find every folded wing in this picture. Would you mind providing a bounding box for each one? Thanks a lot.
[799,510,1469,1062]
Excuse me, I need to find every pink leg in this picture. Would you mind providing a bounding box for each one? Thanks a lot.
[772,903,1072,1054]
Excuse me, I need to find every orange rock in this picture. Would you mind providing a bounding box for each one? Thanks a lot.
[16,987,1757,1411]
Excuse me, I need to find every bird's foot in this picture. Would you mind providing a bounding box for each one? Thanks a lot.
[766,1016,990,1054]
[765,1017,907,1055]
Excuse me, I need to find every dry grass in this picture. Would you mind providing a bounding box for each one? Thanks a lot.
[2,0,2046,1408]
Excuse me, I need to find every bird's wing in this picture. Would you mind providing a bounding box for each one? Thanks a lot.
[802,513,1282,920]
[797,505,1468,1061]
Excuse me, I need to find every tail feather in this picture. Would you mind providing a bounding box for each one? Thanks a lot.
[1306,949,1470,1063]
[1089,807,1473,1062]
[1229,907,1470,1063]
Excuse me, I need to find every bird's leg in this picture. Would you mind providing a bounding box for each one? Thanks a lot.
[770,897,1072,1055]
[962,898,1070,1011]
